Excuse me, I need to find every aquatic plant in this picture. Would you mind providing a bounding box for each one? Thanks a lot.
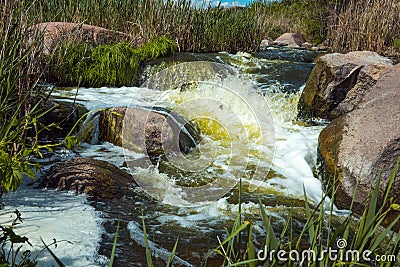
[47,37,177,87]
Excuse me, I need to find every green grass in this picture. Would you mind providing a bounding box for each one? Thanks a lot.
[17,0,400,56]
[27,0,264,53]
[394,38,400,50]
[46,37,177,87]
[254,0,330,44]
[0,0,48,193]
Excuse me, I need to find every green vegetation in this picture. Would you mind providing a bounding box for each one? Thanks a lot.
[28,0,263,53]
[141,163,400,266]
[253,0,330,44]
[211,162,400,266]
[394,38,400,50]
[327,0,400,55]
[1,0,400,266]
[23,0,399,56]
[47,37,177,87]
[0,210,37,266]
[0,1,46,193]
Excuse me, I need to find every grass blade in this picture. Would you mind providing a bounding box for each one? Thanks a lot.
[166,237,179,267]
[142,214,154,267]
[247,223,256,267]
[108,219,120,267]
[40,237,65,267]
[258,198,278,251]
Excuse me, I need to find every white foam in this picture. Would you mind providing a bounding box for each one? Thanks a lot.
[51,86,165,111]
[0,179,107,266]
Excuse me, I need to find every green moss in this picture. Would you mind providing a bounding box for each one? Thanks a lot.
[47,37,177,87]
[394,38,400,49]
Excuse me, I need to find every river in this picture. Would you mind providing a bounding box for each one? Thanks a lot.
[1,47,330,266]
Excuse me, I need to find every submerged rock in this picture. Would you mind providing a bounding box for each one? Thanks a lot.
[298,51,392,121]
[318,64,400,229]
[38,99,88,140]
[41,158,134,199]
[99,107,201,156]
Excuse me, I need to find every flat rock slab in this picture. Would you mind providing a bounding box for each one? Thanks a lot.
[41,158,134,199]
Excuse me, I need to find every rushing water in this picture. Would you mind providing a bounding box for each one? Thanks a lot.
[1,48,329,266]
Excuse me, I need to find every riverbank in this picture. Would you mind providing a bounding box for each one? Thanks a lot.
[21,0,400,56]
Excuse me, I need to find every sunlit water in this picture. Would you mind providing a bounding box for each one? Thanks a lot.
[0,48,330,266]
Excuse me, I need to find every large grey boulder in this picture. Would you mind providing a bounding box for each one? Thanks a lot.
[272,33,306,48]
[318,64,400,229]
[298,51,392,121]
[99,107,201,156]
[41,158,134,199]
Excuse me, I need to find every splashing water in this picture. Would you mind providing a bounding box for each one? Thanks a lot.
[3,50,334,266]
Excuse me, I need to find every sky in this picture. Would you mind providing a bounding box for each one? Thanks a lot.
[199,0,276,8]
[196,0,257,7]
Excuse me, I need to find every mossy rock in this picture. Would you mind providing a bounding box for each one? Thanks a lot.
[98,107,201,157]
[317,64,400,231]
[297,51,392,121]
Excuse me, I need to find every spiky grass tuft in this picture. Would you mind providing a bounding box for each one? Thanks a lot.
[46,37,177,87]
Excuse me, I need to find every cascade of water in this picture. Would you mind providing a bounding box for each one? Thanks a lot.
[3,49,334,266]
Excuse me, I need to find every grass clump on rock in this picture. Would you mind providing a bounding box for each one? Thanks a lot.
[47,37,177,87]
[394,38,400,50]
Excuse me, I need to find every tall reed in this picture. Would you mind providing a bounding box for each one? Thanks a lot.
[327,0,400,55]
[0,1,47,193]
[28,0,265,53]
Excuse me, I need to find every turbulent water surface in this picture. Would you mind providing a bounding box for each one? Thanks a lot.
[1,48,330,266]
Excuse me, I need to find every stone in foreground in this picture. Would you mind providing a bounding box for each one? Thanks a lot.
[318,64,400,229]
